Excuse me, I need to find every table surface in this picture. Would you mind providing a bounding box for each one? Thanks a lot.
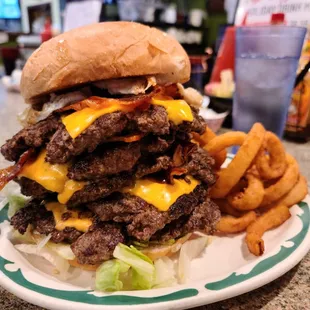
[0,84,309,310]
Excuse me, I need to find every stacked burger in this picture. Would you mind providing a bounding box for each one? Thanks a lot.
[0,22,220,269]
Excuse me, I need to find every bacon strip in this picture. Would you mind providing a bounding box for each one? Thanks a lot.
[57,87,162,112]
[172,143,197,167]
[0,149,34,191]
[167,167,188,185]
[108,134,144,143]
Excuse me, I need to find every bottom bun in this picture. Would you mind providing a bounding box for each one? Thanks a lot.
[142,233,192,261]
[69,259,100,271]
[29,229,193,270]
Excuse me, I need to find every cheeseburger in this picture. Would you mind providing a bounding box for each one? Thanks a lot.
[0,22,220,270]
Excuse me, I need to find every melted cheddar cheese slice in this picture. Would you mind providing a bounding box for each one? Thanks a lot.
[124,176,200,211]
[46,202,92,232]
[62,105,133,139]
[62,98,193,138]
[19,149,85,204]
[151,98,193,125]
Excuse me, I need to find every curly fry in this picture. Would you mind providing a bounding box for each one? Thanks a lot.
[255,132,287,180]
[261,154,299,207]
[210,123,266,198]
[227,173,265,210]
[213,199,245,217]
[246,205,291,256]
[216,211,257,233]
[205,132,247,155]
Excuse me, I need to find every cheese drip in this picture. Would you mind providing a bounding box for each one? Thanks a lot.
[124,176,200,211]
[62,98,193,138]
[46,202,92,232]
[20,149,84,204]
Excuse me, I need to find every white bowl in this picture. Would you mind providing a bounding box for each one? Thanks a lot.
[199,107,228,132]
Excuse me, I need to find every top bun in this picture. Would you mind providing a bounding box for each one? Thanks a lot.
[21,22,190,104]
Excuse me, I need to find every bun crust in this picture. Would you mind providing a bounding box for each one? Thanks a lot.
[21,22,190,103]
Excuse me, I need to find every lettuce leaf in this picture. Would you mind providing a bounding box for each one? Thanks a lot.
[95,259,130,292]
[7,194,28,219]
[113,244,155,290]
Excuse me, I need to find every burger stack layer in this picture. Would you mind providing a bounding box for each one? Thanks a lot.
[1,81,220,267]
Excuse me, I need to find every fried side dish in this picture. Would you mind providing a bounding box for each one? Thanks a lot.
[193,123,308,256]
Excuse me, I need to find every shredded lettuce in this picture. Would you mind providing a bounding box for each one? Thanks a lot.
[178,236,208,284]
[149,239,175,246]
[11,227,35,244]
[30,233,76,260]
[7,194,28,219]
[132,241,149,248]
[46,242,75,260]
[37,234,52,250]
[153,257,177,288]
[113,244,155,290]
[14,244,71,279]
[13,232,75,279]
[95,259,130,292]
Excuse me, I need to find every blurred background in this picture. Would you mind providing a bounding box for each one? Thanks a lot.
[1,0,310,140]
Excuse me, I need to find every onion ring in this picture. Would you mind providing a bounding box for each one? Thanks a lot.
[246,205,291,256]
[271,175,308,208]
[210,123,266,198]
[216,211,257,233]
[205,132,247,155]
[192,127,215,147]
[192,126,227,169]
[255,131,287,180]
[214,199,245,218]
[260,154,299,207]
[227,173,265,210]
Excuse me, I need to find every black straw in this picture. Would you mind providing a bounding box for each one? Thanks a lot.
[294,60,310,88]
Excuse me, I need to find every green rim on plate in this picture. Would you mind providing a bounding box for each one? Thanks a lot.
[0,200,309,306]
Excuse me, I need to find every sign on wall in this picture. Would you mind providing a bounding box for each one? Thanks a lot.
[235,0,310,26]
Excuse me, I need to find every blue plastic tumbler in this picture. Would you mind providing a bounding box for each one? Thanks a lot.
[233,26,306,137]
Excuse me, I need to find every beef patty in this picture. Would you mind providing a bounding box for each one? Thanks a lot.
[11,200,124,264]
[68,143,141,181]
[1,115,60,162]
[152,198,221,242]
[16,143,216,206]
[11,185,220,265]
[10,199,83,243]
[71,221,125,265]
[88,184,214,241]
[68,173,134,206]
[1,104,205,164]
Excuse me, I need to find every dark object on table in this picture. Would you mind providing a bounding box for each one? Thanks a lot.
[294,60,310,88]
[0,47,20,76]
[284,60,310,142]
[208,95,233,129]
[183,56,207,93]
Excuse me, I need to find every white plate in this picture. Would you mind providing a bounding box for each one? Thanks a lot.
[0,169,309,310]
